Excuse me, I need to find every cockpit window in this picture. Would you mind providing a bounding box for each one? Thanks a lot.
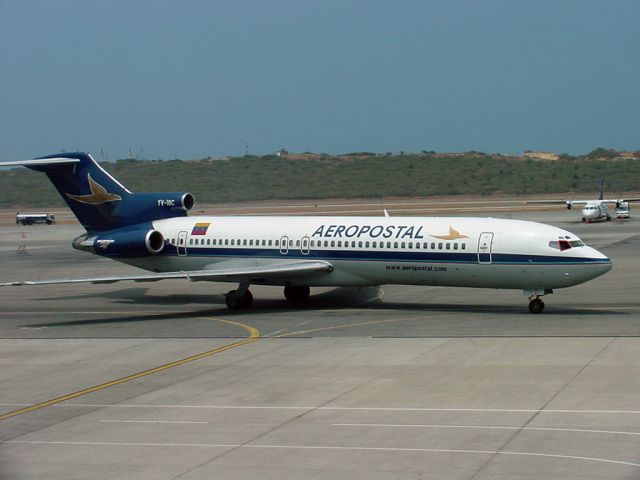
[548,239,585,251]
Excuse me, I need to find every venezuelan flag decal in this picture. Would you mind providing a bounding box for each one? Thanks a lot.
[191,222,211,235]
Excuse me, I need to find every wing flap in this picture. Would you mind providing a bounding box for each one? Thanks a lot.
[0,261,334,287]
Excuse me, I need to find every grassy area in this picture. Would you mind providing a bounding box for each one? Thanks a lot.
[2,152,640,208]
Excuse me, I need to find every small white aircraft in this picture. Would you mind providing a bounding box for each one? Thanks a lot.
[527,180,640,223]
[0,153,612,313]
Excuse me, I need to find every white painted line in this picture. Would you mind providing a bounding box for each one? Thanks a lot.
[3,440,639,468]
[332,423,640,436]
[2,404,640,414]
[99,420,208,424]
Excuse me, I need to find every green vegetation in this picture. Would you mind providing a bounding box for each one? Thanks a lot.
[2,152,640,207]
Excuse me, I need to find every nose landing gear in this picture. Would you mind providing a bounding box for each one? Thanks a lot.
[528,297,545,314]
[525,288,553,314]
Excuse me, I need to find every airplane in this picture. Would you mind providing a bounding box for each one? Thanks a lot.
[0,153,612,314]
[526,179,640,223]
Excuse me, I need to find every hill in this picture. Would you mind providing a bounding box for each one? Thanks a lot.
[1,150,639,208]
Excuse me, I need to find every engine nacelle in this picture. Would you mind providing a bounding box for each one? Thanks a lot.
[74,225,165,257]
[566,202,572,210]
[111,192,195,226]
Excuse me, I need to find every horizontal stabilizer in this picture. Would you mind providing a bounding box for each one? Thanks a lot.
[0,261,334,287]
[0,158,80,167]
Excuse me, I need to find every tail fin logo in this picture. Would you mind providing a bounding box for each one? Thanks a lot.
[66,174,122,205]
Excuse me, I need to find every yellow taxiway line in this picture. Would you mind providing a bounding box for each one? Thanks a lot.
[1,313,455,421]
[0,318,259,421]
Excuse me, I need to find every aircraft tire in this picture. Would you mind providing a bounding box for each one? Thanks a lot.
[284,285,310,303]
[528,298,545,314]
[225,290,253,310]
[606,215,611,221]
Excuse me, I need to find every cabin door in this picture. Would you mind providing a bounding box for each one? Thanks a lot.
[279,236,289,255]
[177,231,188,256]
[477,232,493,264]
[301,236,310,255]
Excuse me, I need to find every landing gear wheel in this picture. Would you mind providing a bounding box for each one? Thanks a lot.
[225,289,253,310]
[528,298,545,314]
[581,218,586,223]
[284,285,310,303]
[606,215,611,221]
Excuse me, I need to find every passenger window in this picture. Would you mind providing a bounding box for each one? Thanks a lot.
[431,242,436,249]
[242,239,247,246]
[262,240,266,246]
[372,241,377,248]
[365,241,370,248]
[461,243,466,250]
[423,242,428,249]
[269,239,273,246]
[231,239,235,245]
[438,243,443,250]
[289,239,294,247]
[330,241,335,247]
[408,242,413,249]
[324,240,329,247]
[296,240,300,247]
[387,242,391,248]
[453,243,458,250]
[446,243,450,250]
[352,241,356,248]
[275,239,279,246]
[249,239,253,246]
[393,242,398,248]
[338,241,342,247]
[311,240,315,247]
[401,242,405,248]
[358,241,363,248]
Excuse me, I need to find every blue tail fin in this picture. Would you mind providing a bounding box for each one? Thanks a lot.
[10,152,194,232]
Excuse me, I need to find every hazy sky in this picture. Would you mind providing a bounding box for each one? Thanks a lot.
[1,0,639,160]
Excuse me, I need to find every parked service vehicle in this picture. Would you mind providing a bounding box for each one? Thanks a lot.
[616,201,630,219]
[16,213,55,225]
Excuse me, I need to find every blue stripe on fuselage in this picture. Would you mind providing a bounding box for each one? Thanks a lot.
[159,245,609,265]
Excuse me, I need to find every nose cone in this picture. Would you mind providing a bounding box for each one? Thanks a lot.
[586,246,612,278]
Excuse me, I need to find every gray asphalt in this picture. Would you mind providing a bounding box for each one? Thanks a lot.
[0,209,639,479]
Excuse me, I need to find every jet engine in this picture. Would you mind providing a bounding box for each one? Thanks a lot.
[74,225,165,257]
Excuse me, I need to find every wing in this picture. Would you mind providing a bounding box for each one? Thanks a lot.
[524,199,578,206]
[524,199,592,207]
[0,260,333,287]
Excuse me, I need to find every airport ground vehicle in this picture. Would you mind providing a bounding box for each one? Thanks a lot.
[616,201,630,219]
[16,213,55,225]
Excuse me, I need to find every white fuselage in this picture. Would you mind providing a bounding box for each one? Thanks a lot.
[119,216,611,291]
[581,202,610,222]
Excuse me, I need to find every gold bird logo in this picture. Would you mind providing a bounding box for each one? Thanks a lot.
[432,226,469,240]
[66,174,122,205]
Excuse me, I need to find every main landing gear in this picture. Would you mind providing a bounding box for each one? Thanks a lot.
[284,285,310,303]
[224,284,312,310]
[225,287,253,310]
[526,288,553,314]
